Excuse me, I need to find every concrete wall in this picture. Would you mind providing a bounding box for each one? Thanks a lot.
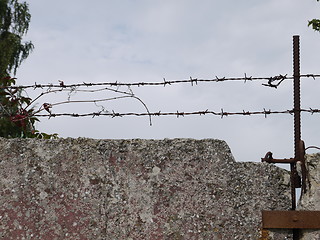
[0,138,295,239]
[298,153,320,240]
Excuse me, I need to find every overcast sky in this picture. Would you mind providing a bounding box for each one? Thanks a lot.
[15,0,320,162]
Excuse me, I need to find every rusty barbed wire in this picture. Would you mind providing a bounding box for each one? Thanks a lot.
[22,108,320,120]
[2,74,320,127]
[2,74,320,90]
[0,81,154,125]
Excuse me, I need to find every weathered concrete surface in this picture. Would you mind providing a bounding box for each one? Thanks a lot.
[298,153,320,240]
[0,137,292,239]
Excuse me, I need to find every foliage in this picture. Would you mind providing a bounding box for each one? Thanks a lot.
[0,76,58,139]
[308,19,320,32]
[308,0,320,32]
[0,0,34,77]
[0,1,56,138]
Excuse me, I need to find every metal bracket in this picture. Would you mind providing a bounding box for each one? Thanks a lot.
[261,139,308,192]
[262,211,320,229]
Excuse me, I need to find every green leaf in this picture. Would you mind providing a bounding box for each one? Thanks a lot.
[308,19,320,32]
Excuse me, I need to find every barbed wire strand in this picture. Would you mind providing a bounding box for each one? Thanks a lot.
[2,74,320,90]
[25,108,320,119]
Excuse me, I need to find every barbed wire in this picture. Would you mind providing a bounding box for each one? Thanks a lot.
[2,74,320,127]
[0,81,154,125]
[2,108,319,127]
[28,108,320,120]
[2,74,320,90]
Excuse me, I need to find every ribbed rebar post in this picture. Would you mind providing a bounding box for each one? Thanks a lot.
[293,36,301,168]
[292,34,301,240]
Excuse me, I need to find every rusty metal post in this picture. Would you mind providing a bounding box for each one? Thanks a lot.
[261,35,317,240]
[293,35,301,174]
[292,34,301,240]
